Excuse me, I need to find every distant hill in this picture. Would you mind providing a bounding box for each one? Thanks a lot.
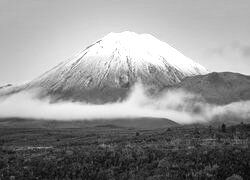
[171,72,250,105]
[0,117,179,130]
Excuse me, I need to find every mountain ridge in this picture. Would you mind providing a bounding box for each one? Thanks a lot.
[170,72,250,105]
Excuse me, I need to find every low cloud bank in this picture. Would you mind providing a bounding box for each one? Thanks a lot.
[0,84,249,124]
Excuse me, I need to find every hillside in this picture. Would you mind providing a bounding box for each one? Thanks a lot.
[172,72,250,105]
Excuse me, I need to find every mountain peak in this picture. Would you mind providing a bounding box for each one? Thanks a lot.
[103,31,156,40]
[92,31,208,75]
[1,31,209,103]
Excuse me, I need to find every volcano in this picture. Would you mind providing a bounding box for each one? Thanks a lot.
[0,31,208,103]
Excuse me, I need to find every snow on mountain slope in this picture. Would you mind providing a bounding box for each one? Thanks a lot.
[1,31,208,103]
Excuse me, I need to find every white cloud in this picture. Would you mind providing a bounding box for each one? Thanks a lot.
[0,84,249,124]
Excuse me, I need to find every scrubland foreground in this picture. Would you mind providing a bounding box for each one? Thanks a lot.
[0,121,249,180]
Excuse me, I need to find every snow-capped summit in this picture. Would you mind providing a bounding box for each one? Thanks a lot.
[64,31,208,77]
[1,31,208,103]
[99,31,208,75]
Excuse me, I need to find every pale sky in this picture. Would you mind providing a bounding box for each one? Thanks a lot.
[0,0,250,85]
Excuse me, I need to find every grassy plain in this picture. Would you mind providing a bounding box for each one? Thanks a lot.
[0,119,249,180]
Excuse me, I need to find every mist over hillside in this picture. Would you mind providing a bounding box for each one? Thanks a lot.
[171,72,250,104]
[0,82,250,126]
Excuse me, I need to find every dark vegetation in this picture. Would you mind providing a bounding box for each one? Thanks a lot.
[0,121,249,180]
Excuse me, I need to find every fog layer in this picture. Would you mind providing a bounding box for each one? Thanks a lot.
[0,84,249,124]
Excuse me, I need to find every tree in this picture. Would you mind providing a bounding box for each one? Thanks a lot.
[221,123,226,133]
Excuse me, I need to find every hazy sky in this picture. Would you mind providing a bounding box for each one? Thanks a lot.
[1,0,250,85]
